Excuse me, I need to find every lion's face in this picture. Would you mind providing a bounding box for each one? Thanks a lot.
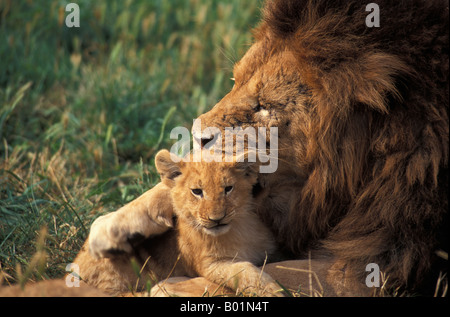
[195,40,313,180]
[155,150,258,236]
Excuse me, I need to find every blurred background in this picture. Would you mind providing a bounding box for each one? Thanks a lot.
[0,0,262,285]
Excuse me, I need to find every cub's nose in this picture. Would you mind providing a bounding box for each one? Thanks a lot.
[208,213,226,224]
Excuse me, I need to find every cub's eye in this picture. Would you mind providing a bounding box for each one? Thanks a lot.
[191,188,203,197]
[224,186,234,195]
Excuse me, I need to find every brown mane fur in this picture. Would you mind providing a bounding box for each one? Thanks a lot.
[265,0,448,288]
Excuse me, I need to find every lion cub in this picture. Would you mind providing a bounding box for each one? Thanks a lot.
[155,149,281,296]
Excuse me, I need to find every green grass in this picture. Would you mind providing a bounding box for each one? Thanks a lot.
[0,0,262,284]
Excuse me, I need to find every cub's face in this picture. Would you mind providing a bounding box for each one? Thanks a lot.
[155,150,258,236]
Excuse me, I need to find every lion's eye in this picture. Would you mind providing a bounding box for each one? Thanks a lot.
[191,188,203,197]
[253,102,262,112]
[224,186,233,195]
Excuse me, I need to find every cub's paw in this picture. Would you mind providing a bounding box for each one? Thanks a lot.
[244,272,284,297]
[230,263,284,297]
[259,280,285,297]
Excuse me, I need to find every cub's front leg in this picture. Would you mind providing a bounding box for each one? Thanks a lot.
[202,261,283,297]
[89,182,174,259]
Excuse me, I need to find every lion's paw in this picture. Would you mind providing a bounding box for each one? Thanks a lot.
[88,213,137,258]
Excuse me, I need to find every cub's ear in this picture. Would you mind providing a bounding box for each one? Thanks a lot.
[233,151,260,176]
[155,149,183,187]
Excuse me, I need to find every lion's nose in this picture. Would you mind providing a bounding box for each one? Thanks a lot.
[192,118,219,149]
[201,137,215,148]
[193,134,217,149]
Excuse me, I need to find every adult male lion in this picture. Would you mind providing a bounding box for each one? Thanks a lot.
[79,0,448,295]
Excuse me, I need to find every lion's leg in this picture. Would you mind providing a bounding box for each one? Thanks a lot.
[73,229,185,295]
[88,182,174,259]
[73,182,184,294]
[72,239,141,295]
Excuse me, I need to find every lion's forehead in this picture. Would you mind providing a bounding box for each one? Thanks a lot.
[234,44,302,92]
[233,41,268,86]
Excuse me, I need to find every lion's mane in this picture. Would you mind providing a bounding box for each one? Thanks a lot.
[258,0,448,289]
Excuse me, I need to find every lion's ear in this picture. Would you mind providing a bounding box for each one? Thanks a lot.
[352,53,411,113]
[311,52,412,116]
[155,149,183,187]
